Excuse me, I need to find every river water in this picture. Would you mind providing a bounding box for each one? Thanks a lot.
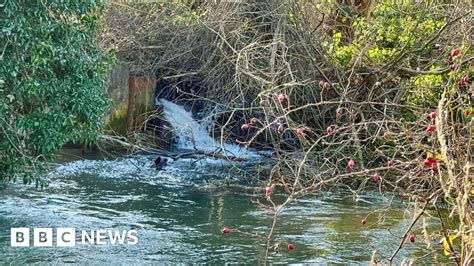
[0,148,451,264]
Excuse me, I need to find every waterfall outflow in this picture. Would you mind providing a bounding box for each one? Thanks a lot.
[157,99,260,159]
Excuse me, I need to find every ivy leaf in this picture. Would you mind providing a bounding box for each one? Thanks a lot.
[341,5,351,16]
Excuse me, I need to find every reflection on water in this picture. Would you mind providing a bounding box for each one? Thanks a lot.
[0,151,449,264]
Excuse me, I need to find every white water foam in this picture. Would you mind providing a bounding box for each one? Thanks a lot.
[51,156,171,179]
[157,99,260,159]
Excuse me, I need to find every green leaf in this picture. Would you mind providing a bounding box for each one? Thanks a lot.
[341,5,351,16]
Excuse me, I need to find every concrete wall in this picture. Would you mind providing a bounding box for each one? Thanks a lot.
[107,64,130,106]
[127,76,156,133]
[104,64,130,135]
[104,64,172,151]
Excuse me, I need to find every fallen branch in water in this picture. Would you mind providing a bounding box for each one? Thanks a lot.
[99,134,250,162]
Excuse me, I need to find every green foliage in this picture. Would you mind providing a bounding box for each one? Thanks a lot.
[404,66,445,106]
[326,31,357,67]
[324,1,444,67]
[321,1,466,112]
[0,1,114,187]
[174,9,201,25]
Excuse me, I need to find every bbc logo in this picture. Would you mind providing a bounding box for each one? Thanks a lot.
[11,227,138,247]
[11,228,76,247]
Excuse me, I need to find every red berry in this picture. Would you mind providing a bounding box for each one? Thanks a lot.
[387,160,395,168]
[383,131,390,140]
[425,157,437,167]
[457,80,466,88]
[409,235,416,243]
[241,123,250,130]
[323,82,331,90]
[429,112,437,120]
[265,186,273,195]
[361,218,368,225]
[426,125,436,133]
[416,170,423,177]
[287,243,295,250]
[447,56,453,62]
[465,109,472,117]
[450,64,458,72]
[222,227,232,234]
[372,173,381,182]
[451,49,460,57]
[348,159,356,170]
[296,128,305,138]
[326,126,334,135]
[278,93,287,103]
[463,76,471,84]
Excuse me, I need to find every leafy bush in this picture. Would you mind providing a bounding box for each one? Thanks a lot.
[325,0,444,67]
[0,1,114,187]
